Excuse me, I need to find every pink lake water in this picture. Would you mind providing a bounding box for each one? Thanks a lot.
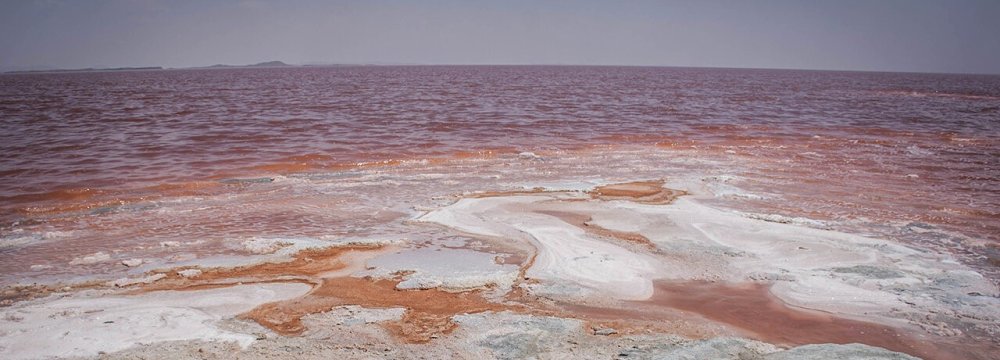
[0,65,998,286]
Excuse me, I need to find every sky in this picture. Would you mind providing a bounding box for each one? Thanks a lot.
[1,0,999,74]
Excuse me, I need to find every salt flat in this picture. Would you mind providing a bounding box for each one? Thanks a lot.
[1,181,996,359]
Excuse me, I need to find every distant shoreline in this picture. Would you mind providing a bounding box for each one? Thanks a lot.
[2,61,293,74]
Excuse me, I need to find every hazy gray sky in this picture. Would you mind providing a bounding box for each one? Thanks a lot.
[2,0,999,73]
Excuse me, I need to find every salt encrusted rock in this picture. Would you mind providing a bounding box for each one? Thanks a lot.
[69,252,111,265]
[763,343,919,360]
[741,212,828,228]
[396,277,443,290]
[121,259,144,267]
[305,305,406,327]
[518,151,541,160]
[747,272,796,282]
[831,265,904,279]
[177,269,203,278]
[593,328,618,336]
[29,264,52,271]
[108,274,166,288]
[159,241,181,247]
[452,311,590,359]
[219,177,274,184]
[240,238,292,255]
[624,338,913,359]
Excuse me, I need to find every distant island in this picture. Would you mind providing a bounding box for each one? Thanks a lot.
[1,62,433,74]
[203,61,292,69]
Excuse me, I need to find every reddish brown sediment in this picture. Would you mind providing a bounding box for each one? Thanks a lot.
[534,210,656,250]
[126,244,518,343]
[7,178,991,356]
[279,154,339,163]
[0,242,519,344]
[494,253,527,265]
[246,159,407,174]
[5,180,223,217]
[463,180,686,208]
[16,195,153,216]
[464,187,571,198]
[445,149,515,160]
[136,245,384,293]
[450,240,531,267]
[3,229,981,358]
[246,277,509,342]
[584,222,654,249]
[3,149,521,216]
[0,281,106,307]
[0,187,108,204]
[142,180,224,195]
[559,302,729,340]
[650,281,973,360]
[237,148,517,177]
[589,180,687,205]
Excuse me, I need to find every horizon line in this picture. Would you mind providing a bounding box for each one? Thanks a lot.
[5,62,1000,77]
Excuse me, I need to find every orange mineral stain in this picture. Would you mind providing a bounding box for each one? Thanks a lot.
[649,281,974,360]
[246,277,507,342]
[589,180,687,205]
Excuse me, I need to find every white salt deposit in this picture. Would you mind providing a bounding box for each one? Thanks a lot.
[240,237,293,254]
[518,151,541,160]
[0,283,310,360]
[705,182,768,200]
[107,273,166,288]
[420,195,662,300]
[304,305,406,326]
[420,185,999,326]
[121,258,144,267]
[177,269,203,278]
[0,230,72,250]
[68,252,111,265]
[363,247,520,292]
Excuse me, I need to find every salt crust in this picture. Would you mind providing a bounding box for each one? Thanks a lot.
[419,188,999,323]
[0,283,310,360]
